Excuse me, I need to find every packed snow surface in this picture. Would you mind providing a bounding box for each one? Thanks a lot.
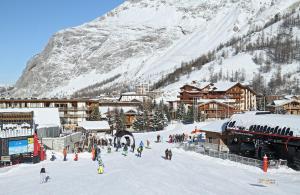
[1,121,299,195]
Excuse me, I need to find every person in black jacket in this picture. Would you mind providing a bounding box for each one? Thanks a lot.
[168,149,172,160]
[165,149,169,160]
[40,167,46,183]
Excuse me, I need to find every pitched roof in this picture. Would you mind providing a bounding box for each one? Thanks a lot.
[199,119,229,133]
[78,121,110,131]
[273,99,300,107]
[209,82,239,92]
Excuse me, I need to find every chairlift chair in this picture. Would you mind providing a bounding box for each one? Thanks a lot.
[266,127,271,134]
[281,128,286,136]
[277,128,282,135]
[256,125,261,132]
[249,125,254,131]
[285,128,290,136]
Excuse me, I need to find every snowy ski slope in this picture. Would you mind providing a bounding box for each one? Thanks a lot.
[1,122,299,195]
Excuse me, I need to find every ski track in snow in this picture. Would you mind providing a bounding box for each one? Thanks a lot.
[0,122,300,195]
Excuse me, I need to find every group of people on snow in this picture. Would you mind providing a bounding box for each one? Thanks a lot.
[42,132,178,181]
[168,133,187,143]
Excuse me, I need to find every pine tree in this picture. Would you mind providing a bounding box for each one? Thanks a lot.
[176,102,186,121]
[114,108,124,131]
[132,112,144,131]
[88,105,101,121]
[183,106,194,123]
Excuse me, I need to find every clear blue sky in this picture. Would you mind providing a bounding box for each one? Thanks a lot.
[0,0,124,85]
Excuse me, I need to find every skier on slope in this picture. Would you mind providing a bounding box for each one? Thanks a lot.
[40,166,47,183]
[50,152,56,161]
[146,140,150,148]
[74,147,78,161]
[165,149,169,160]
[157,134,161,143]
[96,145,101,160]
[98,157,104,174]
[123,144,128,156]
[137,145,143,157]
[63,147,67,161]
[131,143,135,153]
[168,149,172,160]
[139,141,144,148]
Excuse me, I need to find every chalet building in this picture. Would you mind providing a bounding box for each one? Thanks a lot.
[0,98,99,127]
[267,99,300,115]
[178,81,256,117]
[99,102,141,129]
[198,100,235,120]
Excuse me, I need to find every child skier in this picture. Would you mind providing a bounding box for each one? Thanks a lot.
[137,146,143,157]
[123,144,128,156]
[139,141,144,148]
[40,166,46,184]
[50,152,56,161]
[74,147,78,161]
[98,157,104,174]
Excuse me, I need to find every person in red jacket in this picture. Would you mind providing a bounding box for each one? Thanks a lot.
[63,148,67,161]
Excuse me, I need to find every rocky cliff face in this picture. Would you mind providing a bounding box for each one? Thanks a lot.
[12,0,300,97]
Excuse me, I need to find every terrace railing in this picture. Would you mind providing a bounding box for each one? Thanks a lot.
[176,142,287,169]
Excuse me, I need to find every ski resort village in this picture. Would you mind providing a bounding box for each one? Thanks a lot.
[1,0,300,194]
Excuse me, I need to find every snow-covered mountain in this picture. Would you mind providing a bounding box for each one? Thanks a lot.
[11,0,300,98]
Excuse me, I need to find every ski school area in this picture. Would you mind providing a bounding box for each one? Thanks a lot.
[0,122,300,195]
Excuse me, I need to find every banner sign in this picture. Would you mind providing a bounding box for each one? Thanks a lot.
[9,140,28,155]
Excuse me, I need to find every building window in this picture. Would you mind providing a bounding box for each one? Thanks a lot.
[208,137,213,143]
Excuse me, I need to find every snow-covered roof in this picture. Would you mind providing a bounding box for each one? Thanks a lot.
[284,95,299,100]
[78,121,110,131]
[229,113,300,136]
[273,99,300,107]
[209,82,238,92]
[99,106,138,114]
[0,108,61,128]
[189,81,211,89]
[199,119,229,133]
[121,92,137,95]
